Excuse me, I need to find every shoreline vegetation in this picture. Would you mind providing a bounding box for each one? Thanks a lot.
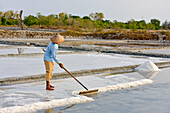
[0,10,169,40]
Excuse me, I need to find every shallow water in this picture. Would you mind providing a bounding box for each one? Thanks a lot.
[0,67,169,112]
[0,47,71,55]
[0,44,11,46]
[141,49,170,55]
[37,67,170,113]
[0,48,44,55]
[0,71,147,108]
[0,53,169,79]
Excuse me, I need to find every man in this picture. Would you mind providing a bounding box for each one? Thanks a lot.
[44,33,64,91]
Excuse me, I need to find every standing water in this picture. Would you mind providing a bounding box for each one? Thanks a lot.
[36,67,170,113]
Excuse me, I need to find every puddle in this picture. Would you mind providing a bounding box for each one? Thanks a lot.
[141,49,170,55]
[0,53,169,79]
[0,44,11,46]
[0,47,71,55]
[0,68,157,112]
[38,67,170,113]
[1,66,170,113]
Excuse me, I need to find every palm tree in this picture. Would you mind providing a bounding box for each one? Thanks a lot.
[9,10,14,19]
[14,11,19,19]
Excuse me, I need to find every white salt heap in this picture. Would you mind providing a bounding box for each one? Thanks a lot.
[98,79,153,93]
[135,61,160,72]
[73,79,153,94]
[138,71,159,79]
[0,96,94,113]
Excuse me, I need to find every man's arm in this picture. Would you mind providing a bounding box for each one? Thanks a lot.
[51,45,64,68]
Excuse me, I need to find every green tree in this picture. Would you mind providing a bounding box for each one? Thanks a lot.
[23,15,39,26]
[67,18,74,25]
[59,12,68,20]
[39,16,49,25]
[73,18,84,28]
[146,23,155,30]
[3,11,10,19]
[70,15,80,19]
[7,19,14,25]
[113,20,120,28]
[126,19,137,29]
[102,20,114,29]
[1,16,7,25]
[89,12,104,21]
[151,19,161,30]
[9,10,14,19]
[137,20,146,29]
[89,12,95,20]
[37,12,42,20]
[47,14,57,26]
[83,19,94,29]
[94,12,104,21]
[83,16,91,20]
[14,11,19,19]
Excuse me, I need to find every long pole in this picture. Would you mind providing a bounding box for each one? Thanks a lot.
[62,67,88,91]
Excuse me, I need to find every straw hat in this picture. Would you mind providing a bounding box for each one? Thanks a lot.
[50,33,64,44]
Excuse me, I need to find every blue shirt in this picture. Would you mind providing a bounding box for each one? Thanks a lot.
[44,41,60,63]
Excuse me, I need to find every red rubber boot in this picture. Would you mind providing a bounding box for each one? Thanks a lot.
[50,85,55,88]
[46,81,55,91]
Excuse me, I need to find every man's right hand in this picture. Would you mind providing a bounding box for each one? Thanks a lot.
[59,63,64,68]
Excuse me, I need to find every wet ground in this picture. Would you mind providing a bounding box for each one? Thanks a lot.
[0,66,157,112]
[0,44,11,46]
[0,53,169,79]
[140,49,170,55]
[0,69,151,107]
[0,67,169,113]
[0,45,71,55]
[0,40,170,113]
[36,67,170,113]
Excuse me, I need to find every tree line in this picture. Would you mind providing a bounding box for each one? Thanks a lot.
[0,10,170,30]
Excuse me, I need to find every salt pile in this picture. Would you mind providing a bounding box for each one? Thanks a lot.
[135,61,160,72]
[0,96,94,113]
[98,79,153,93]
[73,79,153,94]
[138,71,159,79]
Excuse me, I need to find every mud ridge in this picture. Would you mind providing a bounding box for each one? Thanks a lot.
[1,40,170,58]
[0,62,170,86]
[0,51,88,57]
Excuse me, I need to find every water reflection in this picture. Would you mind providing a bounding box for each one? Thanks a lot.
[45,91,54,101]
[58,104,75,113]
[44,104,75,113]
[44,108,53,113]
[137,71,159,79]
[17,48,25,54]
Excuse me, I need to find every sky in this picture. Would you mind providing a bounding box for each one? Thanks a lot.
[0,0,170,23]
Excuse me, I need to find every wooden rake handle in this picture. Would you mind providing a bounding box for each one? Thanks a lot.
[62,67,88,91]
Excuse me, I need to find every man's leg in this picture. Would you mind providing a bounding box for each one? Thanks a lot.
[44,60,54,91]
[49,62,55,88]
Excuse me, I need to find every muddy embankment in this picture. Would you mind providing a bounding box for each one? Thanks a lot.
[84,30,170,40]
[0,29,56,39]
[0,29,170,40]
[0,62,170,86]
